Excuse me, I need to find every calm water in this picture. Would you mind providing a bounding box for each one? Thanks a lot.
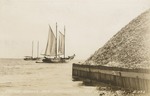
[0,59,99,96]
[1,59,147,96]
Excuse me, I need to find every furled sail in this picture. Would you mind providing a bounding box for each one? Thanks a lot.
[58,32,65,55]
[45,25,56,56]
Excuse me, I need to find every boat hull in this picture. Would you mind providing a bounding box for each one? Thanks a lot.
[42,58,69,63]
[24,57,40,61]
[42,54,75,63]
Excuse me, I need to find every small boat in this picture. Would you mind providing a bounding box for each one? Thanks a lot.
[42,23,75,63]
[24,56,40,60]
[24,41,40,60]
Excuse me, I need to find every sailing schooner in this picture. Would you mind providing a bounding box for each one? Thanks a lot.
[24,41,40,60]
[42,23,75,63]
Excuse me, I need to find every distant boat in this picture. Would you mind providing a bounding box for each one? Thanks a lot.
[42,23,75,63]
[24,41,40,60]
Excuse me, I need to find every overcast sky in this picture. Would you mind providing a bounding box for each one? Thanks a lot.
[0,0,150,59]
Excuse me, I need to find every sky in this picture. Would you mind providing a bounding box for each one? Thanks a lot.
[0,0,150,59]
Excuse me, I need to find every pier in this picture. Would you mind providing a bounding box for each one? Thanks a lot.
[72,63,150,92]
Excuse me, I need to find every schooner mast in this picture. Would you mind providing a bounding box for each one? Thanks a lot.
[55,23,58,58]
[32,41,34,58]
[55,23,65,58]
[37,41,39,58]
[64,26,65,58]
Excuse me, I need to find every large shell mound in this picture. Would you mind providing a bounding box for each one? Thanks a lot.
[86,9,150,69]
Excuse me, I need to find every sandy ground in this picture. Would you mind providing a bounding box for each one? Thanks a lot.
[0,59,99,96]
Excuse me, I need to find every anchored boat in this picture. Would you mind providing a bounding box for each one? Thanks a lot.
[42,23,75,63]
[24,41,40,60]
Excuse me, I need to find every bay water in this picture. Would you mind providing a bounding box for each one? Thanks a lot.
[0,59,99,96]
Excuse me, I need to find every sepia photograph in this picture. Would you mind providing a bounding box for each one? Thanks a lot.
[0,0,150,96]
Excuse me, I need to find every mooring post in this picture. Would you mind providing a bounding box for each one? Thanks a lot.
[88,65,92,84]
[136,76,140,90]
[119,72,124,88]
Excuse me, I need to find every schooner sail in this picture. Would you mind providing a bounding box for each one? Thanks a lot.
[42,24,75,63]
[45,25,56,56]
[58,32,65,55]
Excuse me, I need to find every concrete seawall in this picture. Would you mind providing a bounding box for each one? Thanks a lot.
[72,63,150,92]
